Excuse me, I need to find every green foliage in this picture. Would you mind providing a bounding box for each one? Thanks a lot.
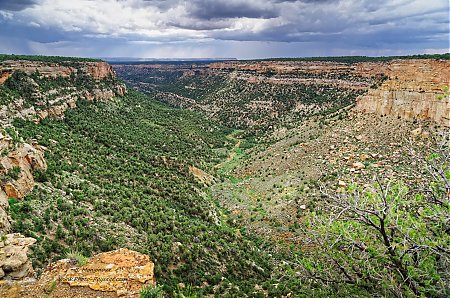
[257,53,450,63]
[140,285,164,298]
[5,55,448,296]
[33,169,49,182]
[116,66,367,135]
[45,279,58,296]
[65,250,89,266]
[0,54,101,63]
[437,85,449,100]
[1,166,21,181]
[301,148,450,298]
[0,59,119,107]
[10,90,278,296]
[174,284,197,297]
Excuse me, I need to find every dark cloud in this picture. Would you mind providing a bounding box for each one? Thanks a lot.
[188,0,277,20]
[0,0,448,58]
[274,0,337,3]
[0,0,37,11]
[0,22,79,43]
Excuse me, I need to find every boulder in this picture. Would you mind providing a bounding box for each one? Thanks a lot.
[410,127,422,137]
[352,162,365,170]
[338,180,347,187]
[42,248,155,297]
[0,234,36,281]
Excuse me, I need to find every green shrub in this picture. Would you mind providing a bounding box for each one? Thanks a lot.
[65,250,89,266]
[140,285,164,298]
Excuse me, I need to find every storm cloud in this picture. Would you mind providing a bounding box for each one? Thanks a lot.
[0,0,448,58]
[187,0,277,20]
[0,0,37,11]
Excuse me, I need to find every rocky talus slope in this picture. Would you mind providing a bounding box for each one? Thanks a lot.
[355,59,450,126]
[0,58,130,285]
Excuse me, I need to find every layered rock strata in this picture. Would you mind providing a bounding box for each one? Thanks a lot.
[0,60,127,125]
[355,59,450,126]
[0,131,47,234]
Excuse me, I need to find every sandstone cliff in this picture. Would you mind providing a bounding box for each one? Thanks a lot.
[0,59,125,229]
[0,60,118,82]
[0,58,127,282]
[0,130,47,234]
[0,60,127,125]
[355,59,450,126]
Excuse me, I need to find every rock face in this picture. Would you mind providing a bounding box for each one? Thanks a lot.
[0,131,46,282]
[0,234,36,280]
[41,248,155,297]
[0,60,116,81]
[0,132,47,234]
[0,59,127,125]
[0,58,127,284]
[355,59,450,127]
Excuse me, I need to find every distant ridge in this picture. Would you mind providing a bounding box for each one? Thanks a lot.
[255,53,450,63]
[103,57,237,63]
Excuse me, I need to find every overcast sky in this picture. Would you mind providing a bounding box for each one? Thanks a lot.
[0,0,448,59]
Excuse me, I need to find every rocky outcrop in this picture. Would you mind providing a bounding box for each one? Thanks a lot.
[0,248,155,297]
[39,248,155,297]
[84,62,117,80]
[0,60,127,125]
[0,60,116,81]
[0,130,47,235]
[189,165,215,185]
[209,60,358,74]
[0,234,36,280]
[0,140,47,200]
[355,59,450,126]
[0,131,45,281]
[0,69,12,84]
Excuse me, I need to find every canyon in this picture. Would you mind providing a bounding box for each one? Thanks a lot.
[0,58,128,286]
[0,55,448,297]
[115,58,449,128]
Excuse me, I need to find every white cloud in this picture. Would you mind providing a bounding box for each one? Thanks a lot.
[0,0,447,57]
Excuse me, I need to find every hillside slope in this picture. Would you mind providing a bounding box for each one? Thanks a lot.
[0,55,448,297]
[0,56,290,297]
[0,57,126,125]
[115,58,449,130]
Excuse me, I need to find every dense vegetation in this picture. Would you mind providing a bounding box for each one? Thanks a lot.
[2,56,448,297]
[115,65,371,134]
[10,90,297,296]
[0,54,101,63]
[0,68,118,107]
[258,53,450,63]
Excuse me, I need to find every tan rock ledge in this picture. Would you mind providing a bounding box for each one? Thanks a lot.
[44,248,155,297]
